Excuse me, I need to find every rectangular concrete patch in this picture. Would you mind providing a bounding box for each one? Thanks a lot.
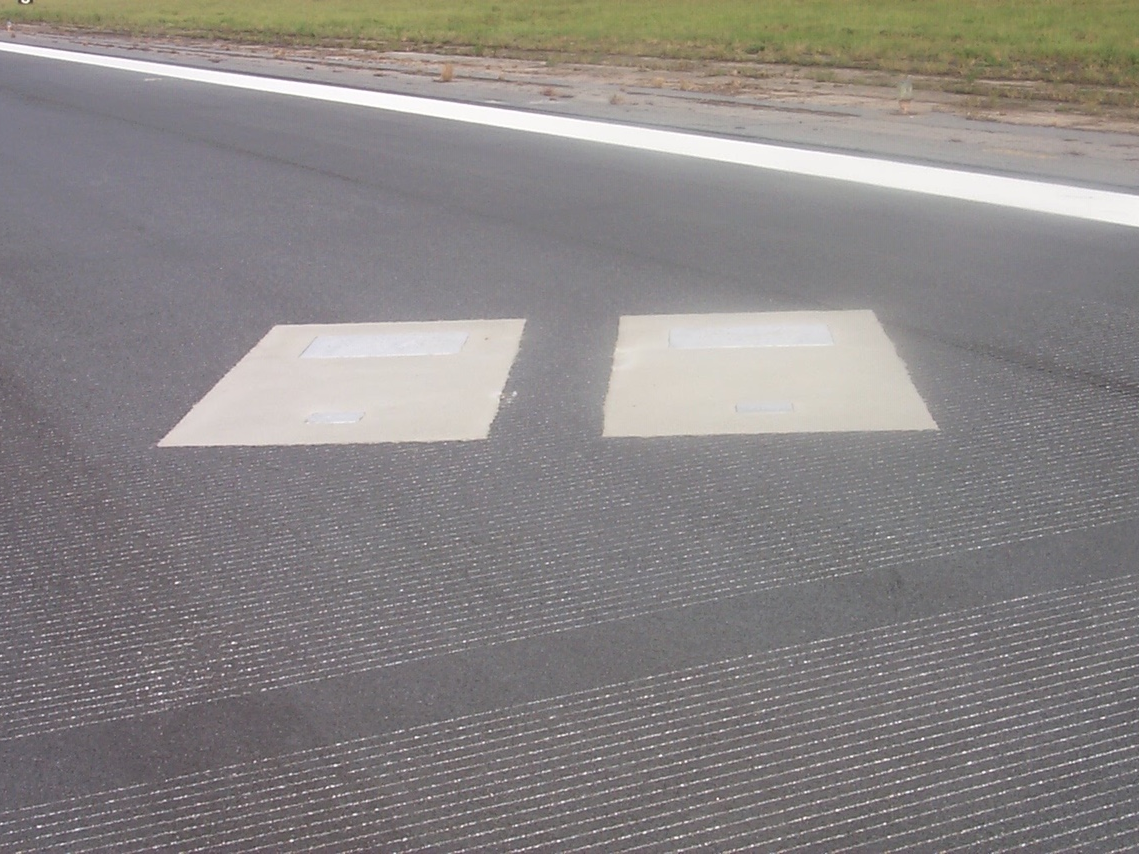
[160,320,525,446]
[603,310,938,437]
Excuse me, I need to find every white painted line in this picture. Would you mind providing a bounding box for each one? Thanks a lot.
[2,41,1138,229]
[670,323,833,349]
[301,331,468,358]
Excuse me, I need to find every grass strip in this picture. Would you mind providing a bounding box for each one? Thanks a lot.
[9,0,1139,88]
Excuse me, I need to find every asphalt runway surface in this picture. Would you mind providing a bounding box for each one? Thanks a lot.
[2,42,1139,850]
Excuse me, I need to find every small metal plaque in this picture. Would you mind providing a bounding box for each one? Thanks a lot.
[306,411,365,425]
[669,324,833,349]
[301,332,469,359]
[736,401,795,414]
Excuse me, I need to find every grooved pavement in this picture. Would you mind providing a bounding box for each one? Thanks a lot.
[2,576,1136,851]
[2,301,1138,739]
[3,45,1138,850]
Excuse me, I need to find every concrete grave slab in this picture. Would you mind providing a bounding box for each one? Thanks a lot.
[603,310,937,437]
[160,320,525,446]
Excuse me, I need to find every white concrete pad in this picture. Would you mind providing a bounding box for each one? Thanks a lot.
[159,320,525,446]
[603,310,938,437]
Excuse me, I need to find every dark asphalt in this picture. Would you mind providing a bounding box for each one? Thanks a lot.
[2,46,1139,850]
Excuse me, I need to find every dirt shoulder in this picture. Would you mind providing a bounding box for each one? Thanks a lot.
[11,25,1139,189]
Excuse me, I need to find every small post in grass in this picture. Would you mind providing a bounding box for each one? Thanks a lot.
[899,76,914,114]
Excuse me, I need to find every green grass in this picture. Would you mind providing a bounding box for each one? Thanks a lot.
[10,0,1139,87]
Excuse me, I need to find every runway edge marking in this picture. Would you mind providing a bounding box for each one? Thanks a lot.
[3,41,1139,229]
